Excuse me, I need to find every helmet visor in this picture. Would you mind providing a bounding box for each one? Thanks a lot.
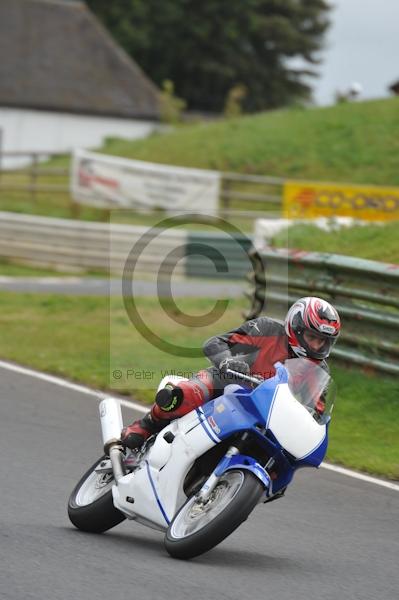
[300,329,337,360]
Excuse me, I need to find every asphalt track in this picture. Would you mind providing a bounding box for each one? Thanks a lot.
[0,365,398,600]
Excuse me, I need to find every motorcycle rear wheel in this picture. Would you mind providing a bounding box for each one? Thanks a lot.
[68,456,125,533]
[164,469,263,559]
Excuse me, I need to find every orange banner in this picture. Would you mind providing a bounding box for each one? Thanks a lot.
[283,180,399,221]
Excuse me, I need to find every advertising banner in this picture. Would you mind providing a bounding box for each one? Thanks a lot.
[283,180,399,221]
[71,150,220,215]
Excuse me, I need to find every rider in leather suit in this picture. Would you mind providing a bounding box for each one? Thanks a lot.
[121,296,341,450]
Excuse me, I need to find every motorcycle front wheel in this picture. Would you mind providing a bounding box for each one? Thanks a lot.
[68,456,126,533]
[164,469,264,559]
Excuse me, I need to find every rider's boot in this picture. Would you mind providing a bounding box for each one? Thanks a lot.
[120,410,165,450]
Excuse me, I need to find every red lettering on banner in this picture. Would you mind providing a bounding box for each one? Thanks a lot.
[294,188,316,208]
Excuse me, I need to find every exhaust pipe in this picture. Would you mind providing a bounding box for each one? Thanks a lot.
[99,397,126,482]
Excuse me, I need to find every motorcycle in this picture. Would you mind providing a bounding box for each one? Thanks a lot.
[68,358,335,559]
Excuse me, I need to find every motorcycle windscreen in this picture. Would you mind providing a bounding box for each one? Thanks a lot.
[284,358,335,425]
[267,384,327,460]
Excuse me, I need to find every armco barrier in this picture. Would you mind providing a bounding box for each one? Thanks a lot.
[245,247,399,375]
[2,211,397,374]
[0,212,251,279]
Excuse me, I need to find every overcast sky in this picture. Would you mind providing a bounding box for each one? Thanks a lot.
[313,0,399,105]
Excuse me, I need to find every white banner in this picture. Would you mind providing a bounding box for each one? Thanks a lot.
[70,149,220,215]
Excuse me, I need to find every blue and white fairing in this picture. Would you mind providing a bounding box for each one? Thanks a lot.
[199,360,332,495]
[111,359,333,529]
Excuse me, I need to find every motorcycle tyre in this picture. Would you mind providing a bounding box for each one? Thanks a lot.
[164,469,263,559]
[68,456,126,533]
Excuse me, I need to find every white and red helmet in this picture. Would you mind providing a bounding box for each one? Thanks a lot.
[285,297,341,360]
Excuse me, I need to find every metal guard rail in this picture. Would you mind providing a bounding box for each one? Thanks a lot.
[245,247,399,375]
[0,211,251,280]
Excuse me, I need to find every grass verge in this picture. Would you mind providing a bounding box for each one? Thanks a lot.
[0,290,397,480]
[272,220,399,264]
[0,257,108,278]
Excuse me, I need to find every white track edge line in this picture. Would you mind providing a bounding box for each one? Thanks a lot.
[0,360,147,413]
[320,462,399,491]
[0,359,397,491]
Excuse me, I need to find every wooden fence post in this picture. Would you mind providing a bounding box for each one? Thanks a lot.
[0,128,3,183]
[31,153,39,204]
[220,177,231,219]
[70,199,81,219]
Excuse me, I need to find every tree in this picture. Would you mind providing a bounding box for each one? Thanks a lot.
[87,0,330,113]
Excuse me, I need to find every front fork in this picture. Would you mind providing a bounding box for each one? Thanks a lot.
[195,446,240,503]
[195,442,272,504]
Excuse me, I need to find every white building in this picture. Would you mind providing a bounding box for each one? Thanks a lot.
[0,0,160,167]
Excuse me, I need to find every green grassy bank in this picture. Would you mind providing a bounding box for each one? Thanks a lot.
[101,97,399,185]
[0,290,397,480]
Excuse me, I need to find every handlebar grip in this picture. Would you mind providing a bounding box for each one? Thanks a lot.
[225,368,264,385]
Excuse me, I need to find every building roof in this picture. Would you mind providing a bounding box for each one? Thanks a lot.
[0,0,160,120]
